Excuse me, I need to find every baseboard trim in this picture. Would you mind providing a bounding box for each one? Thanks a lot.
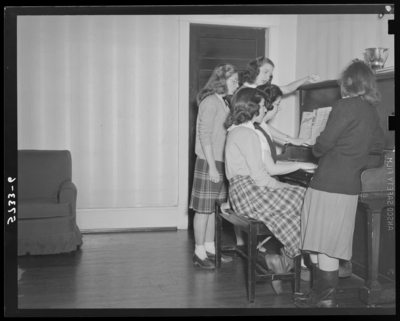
[76,207,180,230]
[81,227,177,234]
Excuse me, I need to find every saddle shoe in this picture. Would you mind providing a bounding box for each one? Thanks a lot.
[193,253,216,269]
[206,251,233,263]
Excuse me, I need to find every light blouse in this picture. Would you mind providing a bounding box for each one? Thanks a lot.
[225,121,277,188]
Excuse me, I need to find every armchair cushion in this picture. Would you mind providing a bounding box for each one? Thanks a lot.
[18,198,72,219]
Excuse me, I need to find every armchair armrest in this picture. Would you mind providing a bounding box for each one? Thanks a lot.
[58,180,77,205]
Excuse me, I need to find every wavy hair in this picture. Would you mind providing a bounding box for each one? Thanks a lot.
[338,58,381,106]
[197,63,237,105]
[225,87,267,128]
[256,83,283,110]
[242,56,275,85]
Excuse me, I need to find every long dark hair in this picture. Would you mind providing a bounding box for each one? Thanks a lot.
[242,56,275,85]
[338,59,381,106]
[256,84,282,110]
[225,87,266,128]
[197,63,237,105]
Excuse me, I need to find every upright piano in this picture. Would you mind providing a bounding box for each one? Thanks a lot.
[277,71,395,306]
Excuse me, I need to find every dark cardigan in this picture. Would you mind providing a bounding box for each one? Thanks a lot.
[309,97,386,195]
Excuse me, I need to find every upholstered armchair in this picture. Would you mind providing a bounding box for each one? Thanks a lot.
[18,150,83,255]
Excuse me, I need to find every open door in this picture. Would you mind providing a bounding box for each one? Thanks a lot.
[188,23,267,228]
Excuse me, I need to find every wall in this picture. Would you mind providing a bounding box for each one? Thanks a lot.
[18,14,294,230]
[293,14,394,136]
[20,14,390,230]
[268,15,299,143]
[296,14,394,85]
[17,16,181,229]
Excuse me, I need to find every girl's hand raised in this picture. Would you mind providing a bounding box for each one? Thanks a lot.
[307,74,320,83]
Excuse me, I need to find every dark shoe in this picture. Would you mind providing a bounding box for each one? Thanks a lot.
[265,248,294,274]
[206,251,233,263]
[257,252,282,293]
[294,267,339,308]
[265,249,294,295]
[193,253,215,269]
[293,290,313,301]
[339,260,352,278]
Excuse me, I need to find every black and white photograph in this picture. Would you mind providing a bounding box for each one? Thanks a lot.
[4,5,395,316]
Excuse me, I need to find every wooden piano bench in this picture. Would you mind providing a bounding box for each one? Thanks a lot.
[214,201,301,303]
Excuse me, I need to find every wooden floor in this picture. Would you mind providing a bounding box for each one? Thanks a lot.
[16,226,395,315]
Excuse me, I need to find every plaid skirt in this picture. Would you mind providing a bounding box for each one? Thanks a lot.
[229,175,306,258]
[189,157,228,214]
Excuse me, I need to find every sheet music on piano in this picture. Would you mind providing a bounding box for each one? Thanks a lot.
[298,107,332,141]
[298,112,314,140]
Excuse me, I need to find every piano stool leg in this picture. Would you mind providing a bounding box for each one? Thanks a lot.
[247,223,258,303]
[215,204,222,268]
[294,254,301,293]
[359,209,395,305]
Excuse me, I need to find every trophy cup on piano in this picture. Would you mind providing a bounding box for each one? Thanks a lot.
[364,48,389,71]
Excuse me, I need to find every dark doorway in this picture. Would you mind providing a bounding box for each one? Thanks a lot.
[188,23,267,229]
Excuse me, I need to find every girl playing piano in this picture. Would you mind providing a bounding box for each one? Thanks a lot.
[254,84,317,175]
[224,87,315,294]
[222,84,317,252]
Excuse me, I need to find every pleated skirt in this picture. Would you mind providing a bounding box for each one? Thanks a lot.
[189,157,228,214]
[300,187,358,260]
[229,175,306,258]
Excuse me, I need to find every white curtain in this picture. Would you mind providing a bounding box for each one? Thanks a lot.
[17,15,180,209]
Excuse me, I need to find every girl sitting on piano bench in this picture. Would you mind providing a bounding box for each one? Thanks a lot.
[222,85,316,248]
[250,84,317,287]
[224,87,316,295]
[253,84,317,176]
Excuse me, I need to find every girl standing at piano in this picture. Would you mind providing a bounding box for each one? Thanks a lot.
[240,56,320,146]
[189,63,239,269]
[294,59,386,308]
